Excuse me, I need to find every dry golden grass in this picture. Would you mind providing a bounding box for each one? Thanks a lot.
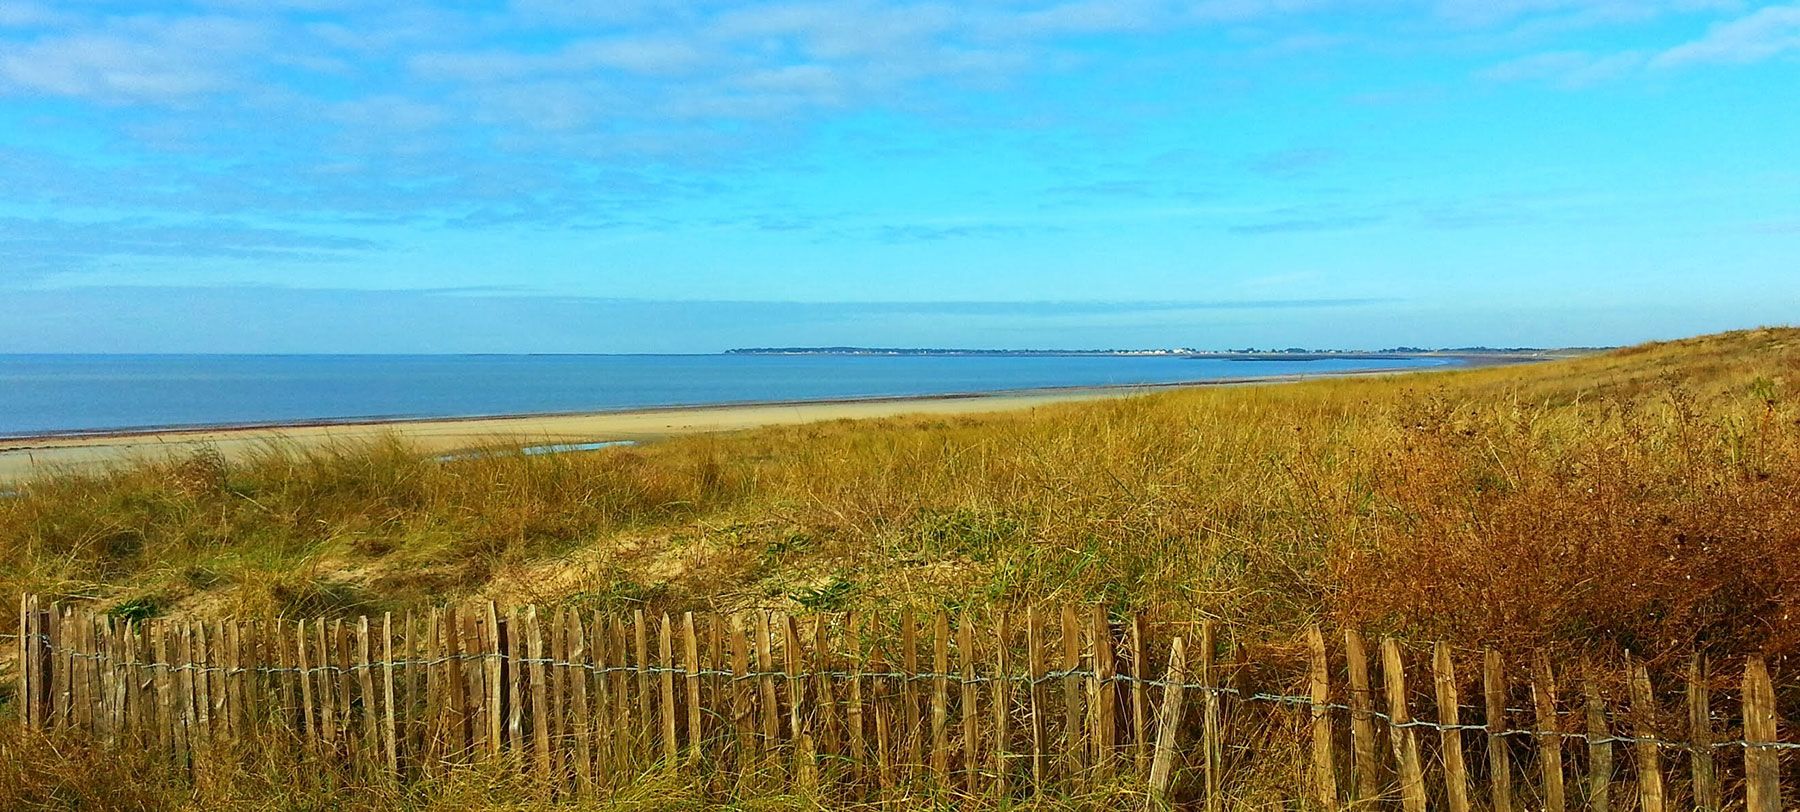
[3,327,1799,809]
[3,327,1796,667]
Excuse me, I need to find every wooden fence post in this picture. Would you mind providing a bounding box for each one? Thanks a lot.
[846,612,866,786]
[1061,605,1085,782]
[1484,649,1513,812]
[1147,636,1187,808]
[1627,657,1664,812]
[959,615,980,794]
[1687,655,1718,812]
[993,612,1011,800]
[17,595,31,730]
[931,611,950,784]
[726,613,752,779]
[1433,643,1471,812]
[1130,614,1149,779]
[902,608,921,774]
[683,612,701,761]
[1091,605,1116,780]
[481,603,502,761]
[1531,651,1566,812]
[1743,655,1780,812]
[754,612,779,774]
[1201,620,1221,812]
[1343,629,1378,803]
[659,613,678,765]
[1307,626,1338,810]
[1585,675,1612,812]
[358,617,379,765]
[527,607,551,782]
[382,613,398,779]
[1026,605,1047,792]
[1381,638,1427,812]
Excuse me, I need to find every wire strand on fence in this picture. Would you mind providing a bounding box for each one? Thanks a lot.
[15,634,1798,753]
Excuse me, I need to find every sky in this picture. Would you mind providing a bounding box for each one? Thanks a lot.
[1,0,1796,353]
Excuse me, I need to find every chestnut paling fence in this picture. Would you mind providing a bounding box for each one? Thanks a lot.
[8,594,1795,809]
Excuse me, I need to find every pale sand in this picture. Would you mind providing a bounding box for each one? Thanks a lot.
[0,361,1493,482]
[0,387,1140,481]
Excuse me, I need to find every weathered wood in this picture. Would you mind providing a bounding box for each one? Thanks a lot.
[15,595,28,730]
[611,616,633,774]
[334,619,355,755]
[959,614,979,794]
[1090,605,1116,779]
[423,611,441,766]
[993,612,1011,800]
[1431,643,1470,812]
[549,609,568,777]
[297,620,316,749]
[813,616,838,769]
[1307,626,1338,811]
[783,614,804,745]
[568,611,593,794]
[48,605,64,730]
[659,613,679,764]
[1381,638,1427,812]
[507,609,525,757]
[931,610,950,783]
[382,613,399,779]
[1686,655,1718,812]
[902,608,922,772]
[590,611,615,785]
[1343,628,1377,803]
[1026,605,1047,791]
[1743,655,1779,812]
[158,623,184,760]
[754,612,779,768]
[1130,614,1149,778]
[402,611,418,759]
[194,621,213,745]
[784,614,813,783]
[1483,649,1513,812]
[1201,620,1221,812]
[1530,651,1566,812]
[527,607,551,781]
[872,639,894,791]
[439,612,462,760]
[482,603,503,760]
[683,612,702,760]
[728,614,755,774]
[1627,658,1664,812]
[359,616,379,763]
[1148,636,1187,806]
[634,610,651,762]
[1061,605,1085,780]
[846,612,867,785]
[1585,676,1613,812]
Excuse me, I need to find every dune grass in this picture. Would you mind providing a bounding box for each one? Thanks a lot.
[2,327,1798,808]
[3,327,1796,672]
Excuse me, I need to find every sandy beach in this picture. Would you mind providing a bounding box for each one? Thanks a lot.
[0,362,1508,482]
[0,387,1138,481]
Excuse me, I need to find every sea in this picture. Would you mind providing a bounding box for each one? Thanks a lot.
[0,354,1454,438]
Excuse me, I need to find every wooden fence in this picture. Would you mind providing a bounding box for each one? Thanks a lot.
[8,594,1794,808]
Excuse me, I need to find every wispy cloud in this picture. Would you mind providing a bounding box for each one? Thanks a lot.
[1653,4,1800,67]
[1230,214,1385,235]
[1478,49,1647,88]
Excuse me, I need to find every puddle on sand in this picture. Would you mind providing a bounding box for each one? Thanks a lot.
[434,440,637,463]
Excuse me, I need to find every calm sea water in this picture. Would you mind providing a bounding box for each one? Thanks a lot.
[0,354,1452,437]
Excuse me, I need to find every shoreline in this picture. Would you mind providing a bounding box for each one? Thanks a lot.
[0,358,1509,481]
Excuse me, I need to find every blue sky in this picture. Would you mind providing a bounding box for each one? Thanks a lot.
[1,0,1796,352]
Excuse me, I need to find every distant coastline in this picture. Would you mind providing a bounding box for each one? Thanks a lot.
[724,346,1598,359]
